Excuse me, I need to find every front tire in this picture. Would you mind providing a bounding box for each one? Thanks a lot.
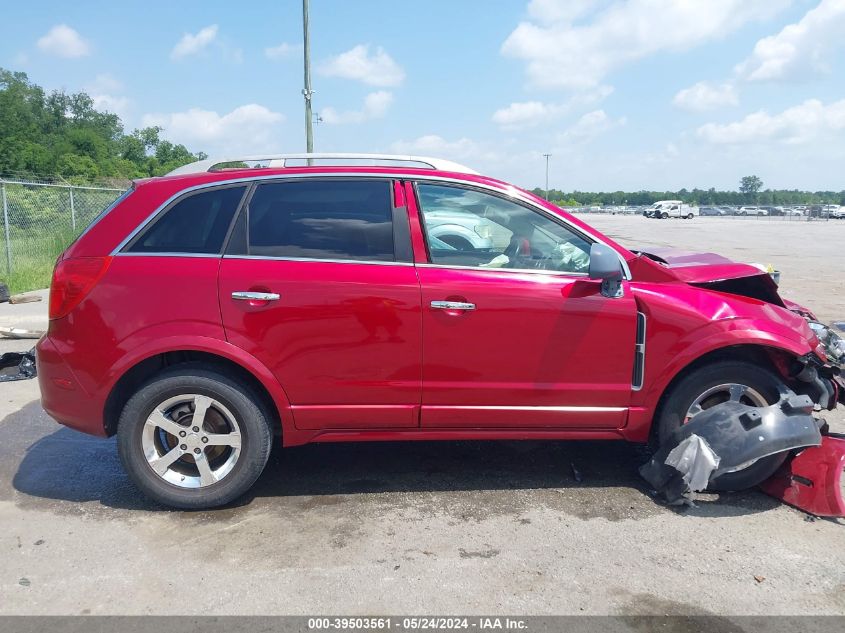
[117,364,273,509]
[655,361,787,491]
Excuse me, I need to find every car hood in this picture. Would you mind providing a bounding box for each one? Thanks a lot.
[635,247,767,284]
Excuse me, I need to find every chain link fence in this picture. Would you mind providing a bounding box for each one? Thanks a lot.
[0,178,127,293]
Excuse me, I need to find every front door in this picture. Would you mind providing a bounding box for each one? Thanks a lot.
[218,178,422,430]
[411,182,637,429]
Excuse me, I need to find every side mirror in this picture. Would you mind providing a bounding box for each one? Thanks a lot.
[589,243,624,298]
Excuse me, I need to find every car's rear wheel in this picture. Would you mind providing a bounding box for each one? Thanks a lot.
[686,213,694,219]
[655,361,788,491]
[117,364,272,509]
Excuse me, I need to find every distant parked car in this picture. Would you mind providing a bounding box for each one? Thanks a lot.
[828,205,844,219]
[700,206,726,216]
[738,206,768,216]
[783,208,804,216]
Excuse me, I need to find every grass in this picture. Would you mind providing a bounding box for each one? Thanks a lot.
[0,229,77,294]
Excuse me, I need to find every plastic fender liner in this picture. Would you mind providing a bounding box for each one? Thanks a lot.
[641,390,823,503]
[759,435,845,517]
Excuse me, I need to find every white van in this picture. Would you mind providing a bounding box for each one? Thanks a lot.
[646,200,699,219]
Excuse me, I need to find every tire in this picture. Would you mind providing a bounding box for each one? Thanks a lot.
[655,361,788,491]
[686,213,694,220]
[117,364,273,509]
[661,212,669,219]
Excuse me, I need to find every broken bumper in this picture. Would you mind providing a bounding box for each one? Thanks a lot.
[759,435,845,518]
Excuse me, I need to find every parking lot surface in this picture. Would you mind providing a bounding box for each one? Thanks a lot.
[0,217,843,616]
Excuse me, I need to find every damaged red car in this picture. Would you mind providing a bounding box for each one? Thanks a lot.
[35,154,845,509]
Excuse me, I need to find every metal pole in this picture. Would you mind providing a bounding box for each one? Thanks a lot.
[1,182,11,274]
[69,186,77,231]
[543,154,552,200]
[302,0,314,158]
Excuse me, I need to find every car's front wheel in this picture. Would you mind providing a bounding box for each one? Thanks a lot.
[655,361,788,491]
[117,364,273,509]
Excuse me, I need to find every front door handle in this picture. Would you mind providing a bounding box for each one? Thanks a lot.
[232,291,280,301]
[431,300,475,311]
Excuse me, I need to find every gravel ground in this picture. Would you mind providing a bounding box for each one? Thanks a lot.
[0,216,843,617]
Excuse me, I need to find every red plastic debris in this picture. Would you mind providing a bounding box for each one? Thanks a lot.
[759,435,845,518]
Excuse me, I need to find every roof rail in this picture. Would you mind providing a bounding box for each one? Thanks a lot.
[165,153,479,177]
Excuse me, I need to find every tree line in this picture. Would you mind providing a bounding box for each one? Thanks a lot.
[0,68,204,184]
[533,187,845,208]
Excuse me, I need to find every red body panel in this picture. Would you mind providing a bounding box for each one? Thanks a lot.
[759,436,845,517]
[36,164,835,452]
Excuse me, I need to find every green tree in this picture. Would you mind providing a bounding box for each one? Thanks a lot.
[739,175,763,201]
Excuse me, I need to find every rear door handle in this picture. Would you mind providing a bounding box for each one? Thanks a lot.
[431,300,475,311]
[232,291,280,301]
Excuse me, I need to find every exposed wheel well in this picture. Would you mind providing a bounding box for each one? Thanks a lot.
[650,344,794,440]
[103,351,282,437]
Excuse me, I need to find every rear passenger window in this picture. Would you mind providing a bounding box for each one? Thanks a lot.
[244,180,394,261]
[127,186,246,254]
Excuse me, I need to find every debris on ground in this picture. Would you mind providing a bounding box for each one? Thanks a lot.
[754,575,766,584]
[9,293,42,304]
[0,349,37,382]
[570,462,583,483]
[0,326,46,339]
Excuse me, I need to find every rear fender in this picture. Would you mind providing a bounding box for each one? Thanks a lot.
[105,335,294,437]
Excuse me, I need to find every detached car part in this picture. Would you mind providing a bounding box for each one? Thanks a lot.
[0,349,37,382]
[759,436,845,518]
[641,390,823,504]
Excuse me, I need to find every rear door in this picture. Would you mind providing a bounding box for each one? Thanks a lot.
[218,178,422,430]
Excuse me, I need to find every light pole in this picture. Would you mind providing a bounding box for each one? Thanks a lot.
[302,0,314,156]
[543,153,552,200]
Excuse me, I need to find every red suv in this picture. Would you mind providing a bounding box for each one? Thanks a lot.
[36,154,844,509]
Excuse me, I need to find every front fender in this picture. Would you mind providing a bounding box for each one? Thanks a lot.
[638,318,814,409]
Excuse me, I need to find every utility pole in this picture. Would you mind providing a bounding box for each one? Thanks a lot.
[543,153,552,200]
[302,0,314,156]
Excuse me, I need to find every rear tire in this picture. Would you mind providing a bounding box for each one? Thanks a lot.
[655,361,787,491]
[117,364,273,509]
[661,212,669,219]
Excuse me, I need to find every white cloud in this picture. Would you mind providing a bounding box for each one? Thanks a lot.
[321,91,393,125]
[36,25,91,58]
[265,42,300,60]
[91,94,131,118]
[502,0,789,90]
[492,86,612,129]
[559,109,626,143]
[672,81,739,112]
[86,73,123,94]
[319,44,405,87]
[142,104,285,153]
[171,25,219,60]
[735,0,845,82]
[527,0,600,23]
[696,99,845,145]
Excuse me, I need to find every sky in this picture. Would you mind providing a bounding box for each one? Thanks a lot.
[1,0,844,191]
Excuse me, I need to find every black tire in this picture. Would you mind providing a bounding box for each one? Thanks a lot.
[117,363,273,509]
[655,361,787,491]
[661,212,669,219]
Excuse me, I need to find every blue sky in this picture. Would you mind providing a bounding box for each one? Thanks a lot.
[2,0,844,191]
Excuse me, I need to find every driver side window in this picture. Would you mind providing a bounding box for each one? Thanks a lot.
[416,183,591,274]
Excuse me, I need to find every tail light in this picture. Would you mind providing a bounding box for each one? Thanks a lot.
[49,256,112,320]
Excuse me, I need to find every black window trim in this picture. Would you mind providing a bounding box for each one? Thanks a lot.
[411,180,596,277]
[223,176,414,265]
[120,182,250,256]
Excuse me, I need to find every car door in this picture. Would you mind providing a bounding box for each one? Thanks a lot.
[410,182,638,429]
[218,178,422,430]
